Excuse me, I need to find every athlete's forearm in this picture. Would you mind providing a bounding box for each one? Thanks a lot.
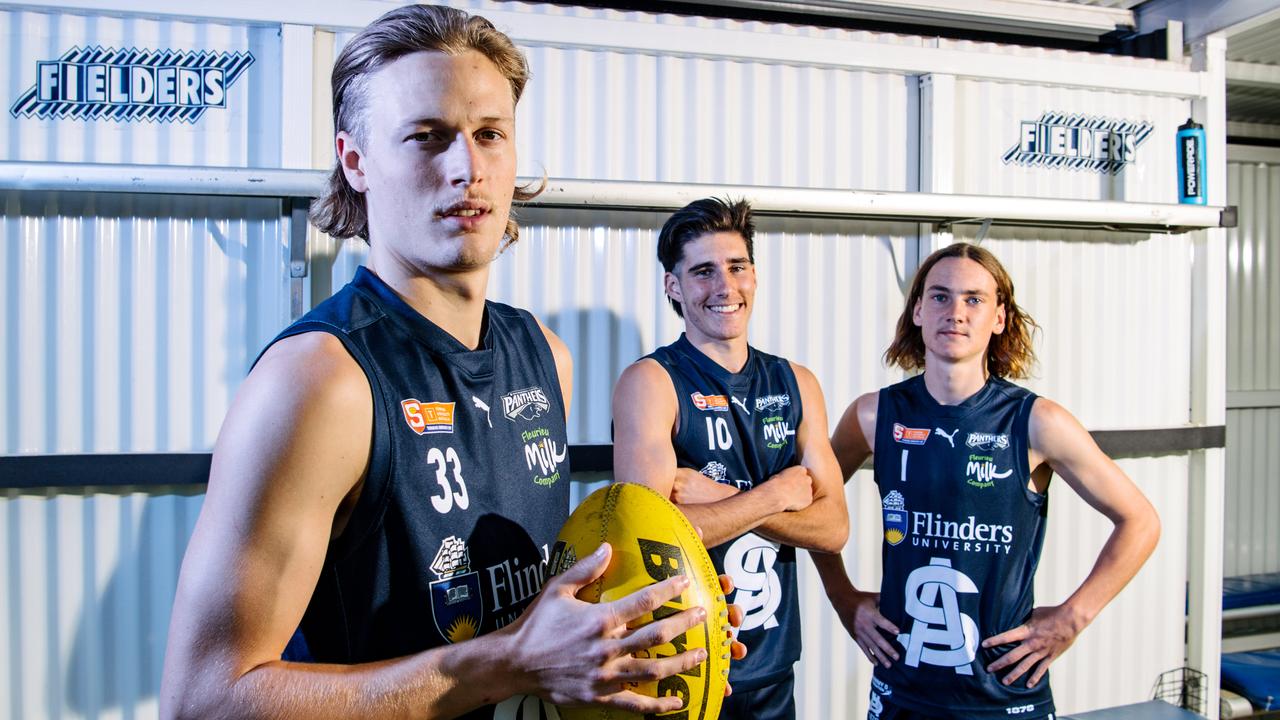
[751,492,848,553]
[811,550,859,597]
[676,488,789,548]
[168,631,522,720]
[1060,510,1160,628]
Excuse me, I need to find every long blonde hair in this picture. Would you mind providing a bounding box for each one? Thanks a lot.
[310,5,540,245]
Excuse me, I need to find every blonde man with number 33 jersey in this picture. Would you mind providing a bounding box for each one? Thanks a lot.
[812,243,1160,720]
[161,6,720,719]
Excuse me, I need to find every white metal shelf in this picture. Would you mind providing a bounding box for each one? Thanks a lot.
[0,161,1233,233]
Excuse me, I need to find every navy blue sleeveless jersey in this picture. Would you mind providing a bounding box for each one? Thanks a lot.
[871,374,1052,719]
[646,334,804,691]
[268,267,570,720]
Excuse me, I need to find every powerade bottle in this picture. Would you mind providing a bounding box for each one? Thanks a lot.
[1177,118,1207,204]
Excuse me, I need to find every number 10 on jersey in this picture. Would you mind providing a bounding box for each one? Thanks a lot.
[706,416,733,451]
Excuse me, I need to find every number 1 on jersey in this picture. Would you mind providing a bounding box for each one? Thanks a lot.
[706,416,733,451]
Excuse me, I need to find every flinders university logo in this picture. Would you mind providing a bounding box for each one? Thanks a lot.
[11,46,254,123]
[429,535,485,643]
[883,490,907,546]
[1003,111,1152,174]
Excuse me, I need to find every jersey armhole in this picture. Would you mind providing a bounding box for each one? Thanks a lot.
[870,388,890,489]
[512,309,569,423]
[651,356,691,450]
[265,322,395,562]
[1015,392,1046,505]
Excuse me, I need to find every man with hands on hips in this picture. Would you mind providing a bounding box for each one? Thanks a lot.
[812,243,1159,720]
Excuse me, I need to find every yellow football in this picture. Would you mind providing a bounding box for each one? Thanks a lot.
[550,482,731,720]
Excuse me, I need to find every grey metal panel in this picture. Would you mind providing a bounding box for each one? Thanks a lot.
[1225,408,1280,576]
[1,487,204,720]
[0,191,290,456]
[1225,153,1280,577]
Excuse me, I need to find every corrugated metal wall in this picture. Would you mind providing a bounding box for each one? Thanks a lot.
[1,2,1214,718]
[1225,150,1280,577]
[1,7,290,716]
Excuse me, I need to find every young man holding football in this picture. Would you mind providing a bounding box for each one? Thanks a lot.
[812,242,1160,719]
[613,197,849,719]
[162,6,714,719]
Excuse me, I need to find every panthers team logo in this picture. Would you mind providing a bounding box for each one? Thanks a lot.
[502,386,550,422]
[966,431,1010,451]
[882,490,907,546]
[428,536,485,643]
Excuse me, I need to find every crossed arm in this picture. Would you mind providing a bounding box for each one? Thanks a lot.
[160,330,706,720]
[611,359,848,552]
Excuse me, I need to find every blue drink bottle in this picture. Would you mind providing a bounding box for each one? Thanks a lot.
[1176,118,1206,204]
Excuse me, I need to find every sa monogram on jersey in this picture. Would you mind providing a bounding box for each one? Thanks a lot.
[898,557,980,676]
[401,399,456,434]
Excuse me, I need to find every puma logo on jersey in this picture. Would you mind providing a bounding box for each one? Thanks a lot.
[472,396,492,428]
[402,399,455,434]
[935,428,957,448]
[731,396,750,414]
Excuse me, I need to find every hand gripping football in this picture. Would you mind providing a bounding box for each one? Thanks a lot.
[550,482,731,720]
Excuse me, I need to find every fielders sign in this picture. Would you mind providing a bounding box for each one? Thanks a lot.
[11,46,255,123]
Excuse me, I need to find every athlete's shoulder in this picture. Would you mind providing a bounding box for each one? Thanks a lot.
[483,298,524,322]
[612,358,679,428]
[989,375,1037,401]
[643,338,683,367]
[286,280,386,338]
[748,343,793,370]
[245,331,372,440]
[880,373,923,398]
[616,356,676,392]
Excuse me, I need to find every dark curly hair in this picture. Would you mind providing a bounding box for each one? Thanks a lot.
[656,197,755,318]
